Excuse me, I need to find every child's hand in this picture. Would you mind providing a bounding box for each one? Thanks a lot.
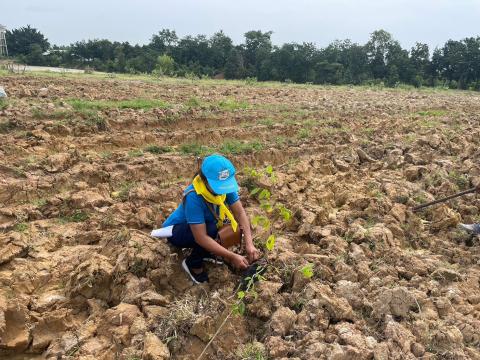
[230,253,249,269]
[246,244,260,263]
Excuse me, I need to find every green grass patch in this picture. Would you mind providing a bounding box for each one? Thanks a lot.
[217,98,249,111]
[236,342,266,360]
[177,139,266,156]
[14,223,28,232]
[297,128,310,139]
[0,99,8,110]
[77,109,107,130]
[185,96,204,108]
[144,144,172,154]
[59,211,89,223]
[219,139,263,154]
[100,151,112,159]
[179,142,214,156]
[112,182,136,201]
[448,171,469,190]
[67,98,170,111]
[32,198,47,207]
[320,126,351,135]
[258,118,275,128]
[417,109,448,117]
[128,149,144,158]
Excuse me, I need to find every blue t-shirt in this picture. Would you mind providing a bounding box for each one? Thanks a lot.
[163,184,239,227]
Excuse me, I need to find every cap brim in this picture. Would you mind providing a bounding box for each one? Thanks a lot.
[208,176,239,194]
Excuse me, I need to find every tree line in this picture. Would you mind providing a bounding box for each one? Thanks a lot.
[4,25,480,90]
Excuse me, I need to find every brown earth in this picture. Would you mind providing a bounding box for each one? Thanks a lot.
[0,73,480,360]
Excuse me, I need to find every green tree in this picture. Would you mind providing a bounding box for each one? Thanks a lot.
[5,25,50,56]
[224,48,245,79]
[155,54,175,75]
[149,29,178,54]
[366,29,397,79]
[209,31,234,70]
[25,43,45,65]
[243,30,273,78]
[410,43,430,86]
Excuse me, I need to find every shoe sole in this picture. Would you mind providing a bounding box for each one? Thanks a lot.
[459,224,475,233]
[203,257,224,265]
[182,259,201,285]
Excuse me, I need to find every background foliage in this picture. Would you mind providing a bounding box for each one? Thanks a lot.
[5,26,480,90]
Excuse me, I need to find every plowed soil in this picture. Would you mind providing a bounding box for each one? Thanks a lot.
[0,73,479,360]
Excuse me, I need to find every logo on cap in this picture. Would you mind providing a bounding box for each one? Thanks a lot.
[218,169,230,181]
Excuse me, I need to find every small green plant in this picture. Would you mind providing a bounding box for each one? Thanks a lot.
[417,109,447,117]
[300,263,314,279]
[185,72,198,82]
[265,234,275,251]
[0,99,8,110]
[14,223,28,232]
[100,151,112,159]
[219,139,263,155]
[32,198,47,207]
[413,193,427,204]
[217,98,249,111]
[448,170,469,190]
[259,118,275,128]
[297,127,310,139]
[59,210,89,223]
[185,96,202,108]
[252,215,271,230]
[128,149,144,158]
[245,77,258,85]
[233,264,266,316]
[144,144,172,154]
[179,142,213,156]
[67,98,170,111]
[276,203,292,221]
[112,182,135,201]
[236,342,266,360]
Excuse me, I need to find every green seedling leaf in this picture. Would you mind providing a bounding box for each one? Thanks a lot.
[258,189,271,200]
[252,215,270,230]
[237,291,245,300]
[261,218,271,230]
[300,263,314,279]
[266,234,276,251]
[260,201,273,213]
[265,165,274,176]
[233,301,246,316]
[250,187,261,196]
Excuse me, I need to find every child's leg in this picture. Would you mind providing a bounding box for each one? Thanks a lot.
[169,222,218,269]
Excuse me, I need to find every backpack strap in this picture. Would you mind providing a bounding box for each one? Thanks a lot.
[182,188,221,221]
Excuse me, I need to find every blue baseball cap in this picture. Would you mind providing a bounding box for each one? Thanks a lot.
[201,154,239,194]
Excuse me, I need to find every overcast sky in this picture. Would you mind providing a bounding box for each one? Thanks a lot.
[2,0,480,50]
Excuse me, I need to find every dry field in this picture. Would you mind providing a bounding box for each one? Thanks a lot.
[0,72,480,359]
